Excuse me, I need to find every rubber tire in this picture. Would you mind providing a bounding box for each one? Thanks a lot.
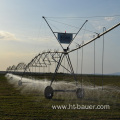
[76,88,84,99]
[18,80,22,86]
[44,86,54,99]
[10,77,13,80]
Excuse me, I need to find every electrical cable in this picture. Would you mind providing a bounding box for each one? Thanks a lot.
[46,15,120,19]
[81,41,84,88]
[94,38,96,88]
[102,27,106,90]
[76,45,78,74]
[47,18,97,34]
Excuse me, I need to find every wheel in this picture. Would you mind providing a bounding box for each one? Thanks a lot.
[76,88,84,99]
[18,80,22,86]
[44,86,54,99]
[10,77,13,80]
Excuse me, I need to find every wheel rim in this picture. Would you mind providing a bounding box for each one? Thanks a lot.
[44,86,54,99]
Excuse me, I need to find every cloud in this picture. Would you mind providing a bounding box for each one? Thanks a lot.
[0,31,17,41]
[104,17,114,21]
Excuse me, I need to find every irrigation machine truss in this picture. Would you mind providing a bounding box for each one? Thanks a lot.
[6,16,120,99]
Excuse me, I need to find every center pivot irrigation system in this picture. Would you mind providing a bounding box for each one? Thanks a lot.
[6,16,120,99]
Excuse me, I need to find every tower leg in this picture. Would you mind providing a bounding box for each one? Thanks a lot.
[66,54,78,86]
[44,53,65,99]
[50,53,65,86]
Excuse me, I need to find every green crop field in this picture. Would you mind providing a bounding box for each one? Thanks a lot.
[0,74,120,120]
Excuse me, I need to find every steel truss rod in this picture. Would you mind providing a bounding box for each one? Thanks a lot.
[32,53,45,67]
[39,54,47,67]
[20,51,61,79]
[50,51,72,73]
[11,65,16,70]
[20,57,38,79]
[68,22,120,53]
[68,20,88,48]
[50,53,78,86]
[43,53,51,65]
[50,53,65,86]
[43,16,88,51]
[65,54,78,86]
[50,53,71,73]
[43,51,63,54]
[7,66,12,73]
[42,16,64,50]
[19,51,63,80]
[50,52,61,64]
[13,63,26,74]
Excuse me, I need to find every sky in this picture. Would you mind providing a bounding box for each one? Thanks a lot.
[0,0,120,74]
